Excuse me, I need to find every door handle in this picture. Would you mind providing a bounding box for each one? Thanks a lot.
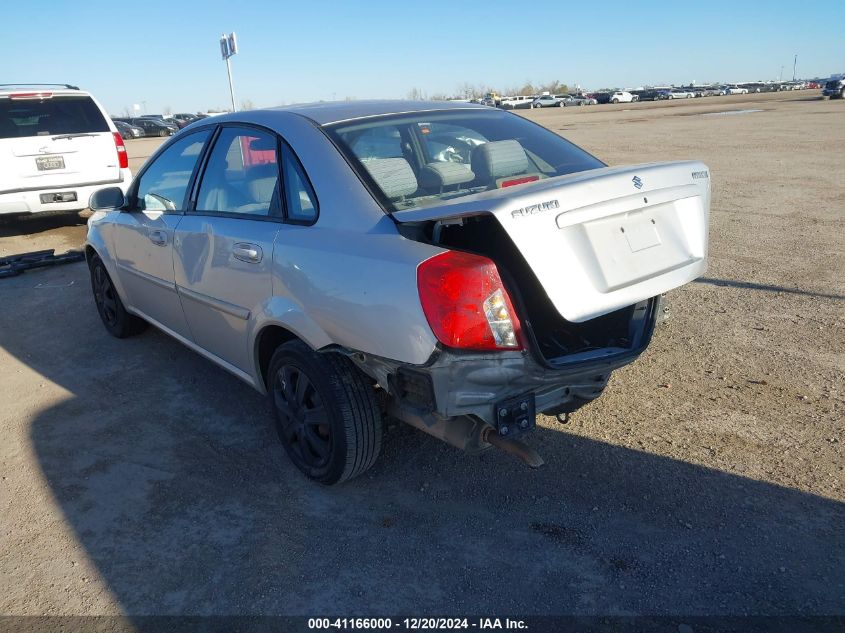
[233,243,263,264]
[149,229,167,246]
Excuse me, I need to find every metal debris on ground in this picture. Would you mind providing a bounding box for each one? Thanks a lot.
[0,249,85,279]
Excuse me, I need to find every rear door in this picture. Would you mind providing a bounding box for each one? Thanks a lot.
[0,92,119,193]
[112,129,212,338]
[173,125,285,372]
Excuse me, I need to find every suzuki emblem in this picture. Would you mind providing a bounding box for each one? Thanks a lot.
[632,176,643,190]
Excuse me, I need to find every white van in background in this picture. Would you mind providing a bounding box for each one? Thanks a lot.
[499,95,535,109]
[0,84,132,216]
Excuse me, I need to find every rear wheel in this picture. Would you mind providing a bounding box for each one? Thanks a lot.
[267,340,382,485]
[612,98,619,104]
[89,255,147,338]
[158,129,168,137]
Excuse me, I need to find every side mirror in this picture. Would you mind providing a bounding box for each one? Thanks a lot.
[89,187,126,211]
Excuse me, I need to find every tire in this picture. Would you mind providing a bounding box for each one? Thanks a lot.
[159,129,168,137]
[89,255,147,338]
[840,87,845,100]
[267,340,382,485]
[559,101,565,107]
[611,98,619,104]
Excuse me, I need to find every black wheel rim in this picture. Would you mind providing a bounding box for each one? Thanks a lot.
[93,265,119,326]
[272,364,331,470]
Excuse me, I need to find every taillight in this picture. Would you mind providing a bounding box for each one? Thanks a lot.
[417,250,523,351]
[501,175,540,188]
[10,92,53,100]
[112,132,128,169]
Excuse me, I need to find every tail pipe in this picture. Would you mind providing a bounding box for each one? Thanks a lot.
[386,402,545,468]
[481,427,545,469]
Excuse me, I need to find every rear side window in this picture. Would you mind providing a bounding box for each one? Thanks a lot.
[281,144,318,223]
[135,130,210,212]
[195,127,280,217]
[0,95,108,139]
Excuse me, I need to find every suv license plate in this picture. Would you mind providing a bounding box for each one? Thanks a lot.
[35,156,65,171]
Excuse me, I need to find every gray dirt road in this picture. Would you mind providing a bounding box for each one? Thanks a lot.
[0,92,843,616]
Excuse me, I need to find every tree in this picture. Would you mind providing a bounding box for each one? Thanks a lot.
[241,99,255,110]
[407,87,427,100]
[517,81,537,95]
[163,105,172,116]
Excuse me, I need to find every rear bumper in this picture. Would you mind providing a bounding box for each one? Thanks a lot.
[822,88,842,97]
[0,170,131,215]
[355,298,658,433]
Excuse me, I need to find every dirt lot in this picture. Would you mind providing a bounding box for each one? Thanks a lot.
[1,92,843,617]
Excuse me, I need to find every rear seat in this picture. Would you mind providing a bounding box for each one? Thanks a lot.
[238,163,279,214]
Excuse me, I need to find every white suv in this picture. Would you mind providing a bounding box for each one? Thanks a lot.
[610,91,635,103]
[0,84,132,216]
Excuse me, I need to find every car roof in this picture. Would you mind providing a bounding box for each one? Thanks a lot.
[269,99,490,125]
[0,87,89,97]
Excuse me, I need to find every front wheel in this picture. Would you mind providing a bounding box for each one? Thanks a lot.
[267,340,383,484]
[159,129,168,137]
[89,255,147,338]
[611,98,619,104]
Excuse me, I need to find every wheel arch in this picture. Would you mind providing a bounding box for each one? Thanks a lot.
[254,324,301,391]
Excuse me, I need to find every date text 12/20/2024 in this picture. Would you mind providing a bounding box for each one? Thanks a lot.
[308,618,528,630]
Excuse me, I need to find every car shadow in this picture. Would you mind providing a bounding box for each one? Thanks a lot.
[4,263,844,616]
[694,276,845,301]
[0,210,87,238]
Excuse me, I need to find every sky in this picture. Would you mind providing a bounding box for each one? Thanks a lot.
[3,0,843,115]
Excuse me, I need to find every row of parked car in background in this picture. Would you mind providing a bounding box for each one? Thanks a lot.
[481,80,818,109]
[111,112,210,139]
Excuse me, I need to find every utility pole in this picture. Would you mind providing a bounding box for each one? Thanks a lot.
[793,54,797,81]
[779,65,784,81]
[220,32,238,112]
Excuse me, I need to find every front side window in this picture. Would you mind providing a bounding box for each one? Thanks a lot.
[134,130,210,212]
[195,127,280,217]
[327,110,604,212]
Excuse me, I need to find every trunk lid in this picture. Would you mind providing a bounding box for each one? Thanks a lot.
[395,161,710,323]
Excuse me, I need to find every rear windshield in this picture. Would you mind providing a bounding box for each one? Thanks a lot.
[0,95,109,139]
[326,110,604,212]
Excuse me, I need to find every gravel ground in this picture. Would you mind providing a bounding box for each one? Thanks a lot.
[0,91,842,617]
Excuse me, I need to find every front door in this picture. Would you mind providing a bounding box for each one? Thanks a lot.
[112,130,211,339]
[173,125,282,372]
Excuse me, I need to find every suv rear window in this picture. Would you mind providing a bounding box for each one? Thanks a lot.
[0,95,109,139]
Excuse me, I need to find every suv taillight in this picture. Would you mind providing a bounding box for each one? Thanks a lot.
[112,132,128,169]
[417,250,523,351]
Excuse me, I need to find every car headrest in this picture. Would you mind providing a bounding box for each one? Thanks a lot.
[248,136,277,152]
[246,163,279,203]
[419,162,475,190]
[363,158,417,200]
[471,140,530,181]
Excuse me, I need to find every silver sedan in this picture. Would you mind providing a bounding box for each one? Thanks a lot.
[86,100,709,483]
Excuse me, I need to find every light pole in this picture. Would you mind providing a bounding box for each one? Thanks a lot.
[779,65,784,82]
[793,54,797,81]
[220,32,238,112]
